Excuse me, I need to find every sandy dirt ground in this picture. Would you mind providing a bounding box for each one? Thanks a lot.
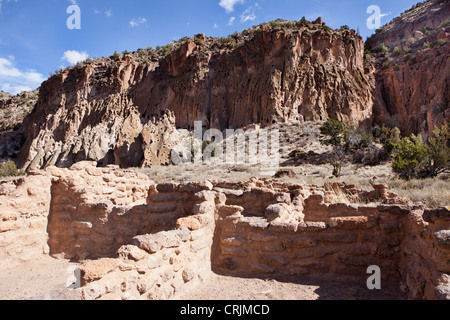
[0,256,405,300]
[0,256,80,300]
[178,273,406,301]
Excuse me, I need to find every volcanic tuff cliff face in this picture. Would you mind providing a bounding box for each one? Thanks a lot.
[0,90,39,160]
[366,0,449,136]
[17,19,373,170]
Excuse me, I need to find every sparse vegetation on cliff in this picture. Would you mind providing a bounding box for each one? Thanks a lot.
[0,160,25,178]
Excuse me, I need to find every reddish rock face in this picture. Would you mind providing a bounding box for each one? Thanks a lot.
[135,27,372,130]
[366,0,450,136]
[18,22,373,170]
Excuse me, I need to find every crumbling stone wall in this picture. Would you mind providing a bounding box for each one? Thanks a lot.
[47,161,153,260]
[0,172,51,270]
[212,181,450,300]
[400,206,450,300]
[1,162,448,300]
[68,167,219,300]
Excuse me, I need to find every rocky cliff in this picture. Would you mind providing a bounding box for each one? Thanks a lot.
[16,18,373,170]
[0,90,38,160]
[366,0,449,136]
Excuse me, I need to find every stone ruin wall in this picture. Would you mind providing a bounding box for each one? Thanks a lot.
[0,172,51,270]
[0,161,449,300]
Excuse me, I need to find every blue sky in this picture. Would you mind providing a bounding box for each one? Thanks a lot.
[0,0,420,94]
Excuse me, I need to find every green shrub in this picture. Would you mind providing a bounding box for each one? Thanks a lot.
[112,51,121,60]
[402,47,412,54]
[392,134,428,180]
[319,120,345,147]
[160,44,172,56]
[137,48,146,57]
[382,58,392,69]
[436,39,446,46]
[377,126,401,155]
[392,123,449,179]
[436,19,450,30]
[343,127,373,151]
[194,38,203,46]
[422,123,450,177]
[0,160,25,178]
[319,120,346,177]
[300,16,309,26]
[332,162,342,178]
[392,46,401,56]
[284,22,295,29]
[270,21,283,28]
[372,43,389,54]
[220,36,233,45]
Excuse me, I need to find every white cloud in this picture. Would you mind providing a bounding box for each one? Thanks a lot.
[214,24,219,29]
[219,0,244,14]
[94,9,112,17]
[1,83,31,94]
[0,56,45,94]
[228,17,236,26]
[61,50,89,65]
[240,10,256,23]
[129,17,147,27]
[239,3,259,24]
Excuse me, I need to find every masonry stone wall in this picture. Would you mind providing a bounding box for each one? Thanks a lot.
[0,172,51,270]
[46,161,153,260]
[74,174,219,300]
[212,181,450,300]
[0,161,448,300]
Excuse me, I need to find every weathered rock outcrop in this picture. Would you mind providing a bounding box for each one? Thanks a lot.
[17,19,373,170]
[0,90,38,160]
[366,0,450,136]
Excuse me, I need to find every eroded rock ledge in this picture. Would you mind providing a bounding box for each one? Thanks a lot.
[0,162,449,300]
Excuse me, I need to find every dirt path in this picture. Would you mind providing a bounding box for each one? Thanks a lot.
[0,256,80,300]
[179,273,406,300]
[0,257,406,300]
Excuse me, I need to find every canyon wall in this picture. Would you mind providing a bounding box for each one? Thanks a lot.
[18,20,373,170]
[367,0,449,136]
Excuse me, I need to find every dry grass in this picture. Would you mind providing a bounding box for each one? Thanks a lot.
[135,163,262,184]
[381,175,450,209]
[134,121,448,209]
[136,162,449,209]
